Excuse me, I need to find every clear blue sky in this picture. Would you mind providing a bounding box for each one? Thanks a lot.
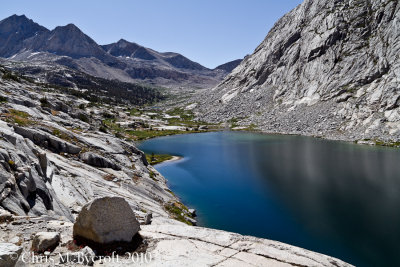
[1,0,303,68]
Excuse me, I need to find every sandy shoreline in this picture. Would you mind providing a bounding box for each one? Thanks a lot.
[155,155,183,165]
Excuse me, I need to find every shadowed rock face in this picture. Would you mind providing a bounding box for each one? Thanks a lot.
[196,0,400,143]
[31,232,61,253]
[102,39,207,71]
[102,39,142,58]
[23,23,112,60]
[80,152,121,171]
[0,15,49,57]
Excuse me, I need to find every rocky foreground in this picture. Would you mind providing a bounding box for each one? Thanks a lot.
[0,68,352,266]
[0,212,353,267]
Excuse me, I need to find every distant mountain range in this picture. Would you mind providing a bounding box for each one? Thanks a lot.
[0,14,242,89]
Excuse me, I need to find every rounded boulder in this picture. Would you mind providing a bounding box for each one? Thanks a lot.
[73,197,140,244]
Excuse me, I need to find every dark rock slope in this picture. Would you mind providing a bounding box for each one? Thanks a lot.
[0,15,48,58]
[24,23,113,60]
[196,0,400,144]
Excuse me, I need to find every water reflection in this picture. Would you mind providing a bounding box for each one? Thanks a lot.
[250,136,400,266]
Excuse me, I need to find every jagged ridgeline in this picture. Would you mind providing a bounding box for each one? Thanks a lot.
[0,15,240,90]
[0,63,165,105]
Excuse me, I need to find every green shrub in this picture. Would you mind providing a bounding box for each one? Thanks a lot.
[2,72,20,82]
[5,109,33,126]
[149,170,157,181]
[78,113,89,123]
[102,112,115,119]
[40,97,50,108]
[145,153,173,165]
[115,132,124,139]
[164,202,193,225]
[99,125,108,133]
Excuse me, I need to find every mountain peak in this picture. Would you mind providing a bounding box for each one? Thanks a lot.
[102,39,142,57]
[20,20,109,59]
[0,14,49,57]
[64,23,79,29]
[54,23,82,33]
[9,14,27,19]
[0,14,35,26]
[117,38,129,43]
[2,14,28,21]
[115,38,137,48]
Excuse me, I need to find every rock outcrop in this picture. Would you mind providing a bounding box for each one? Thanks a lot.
[119,224,353,267]
[80,152,121,170]
[0,215,353,267]
[0,69,176,223]
[73,197,140,244]
[14,126,81,154]
[196,0,400,144]
[31,232,61,253]
[0,243,22,267]
[0,209,12,223]
[0,121,73,220]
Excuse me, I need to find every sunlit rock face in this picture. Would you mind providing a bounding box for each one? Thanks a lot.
[197,0,400,143]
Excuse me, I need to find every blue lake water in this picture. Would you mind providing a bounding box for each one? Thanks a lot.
[138,131,400,266]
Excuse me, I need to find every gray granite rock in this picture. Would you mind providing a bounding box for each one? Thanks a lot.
[14,126,81,154]
[31,232,61,253]
[0,243,22,267]
[73,197,140,244]
[80,152,121,170]
[0,209,13,223]
[188,208,196,217]
[196,0,400,144]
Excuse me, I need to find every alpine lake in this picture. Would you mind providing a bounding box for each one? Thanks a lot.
[139,131,400,267]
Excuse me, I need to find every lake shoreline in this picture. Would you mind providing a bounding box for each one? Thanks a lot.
[155,155,183,165]
[139,131,400,266]
[139,124,400,150]
[231,127,400,148]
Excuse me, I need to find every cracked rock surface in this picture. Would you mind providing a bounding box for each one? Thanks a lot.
[0,217,353,266]
[101,224,353,267]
